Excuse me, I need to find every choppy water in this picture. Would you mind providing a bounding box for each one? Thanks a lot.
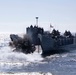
[0,34,76,75]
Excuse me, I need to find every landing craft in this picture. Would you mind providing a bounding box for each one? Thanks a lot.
[9,16,76,56]
[26,25,76,56]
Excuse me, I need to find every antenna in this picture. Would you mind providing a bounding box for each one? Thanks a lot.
[35,17,40,53]
[36,17,39,26]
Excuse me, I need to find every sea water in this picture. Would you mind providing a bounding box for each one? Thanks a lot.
[0,34,76,75]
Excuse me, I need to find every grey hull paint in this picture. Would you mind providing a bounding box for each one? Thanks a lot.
[39,34,76,56]
[59,44,76,51]
[39,34,56,55]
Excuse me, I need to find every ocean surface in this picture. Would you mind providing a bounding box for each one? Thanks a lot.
[0,34,76,75]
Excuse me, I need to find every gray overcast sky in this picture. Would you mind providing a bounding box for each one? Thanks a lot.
[0,0,76,33]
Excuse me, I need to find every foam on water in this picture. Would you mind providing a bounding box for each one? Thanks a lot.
[0,47,43,63]
[0,34,43,62]
[0,72,52,75]
[0,34,45,73]
[1,34,76,75]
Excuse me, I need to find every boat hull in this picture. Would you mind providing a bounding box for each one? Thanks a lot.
[38,34,56,56]
[39,34,76,56]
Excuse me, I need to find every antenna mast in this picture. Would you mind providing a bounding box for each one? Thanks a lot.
[35,17,40,53]
[36,17,39,26]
